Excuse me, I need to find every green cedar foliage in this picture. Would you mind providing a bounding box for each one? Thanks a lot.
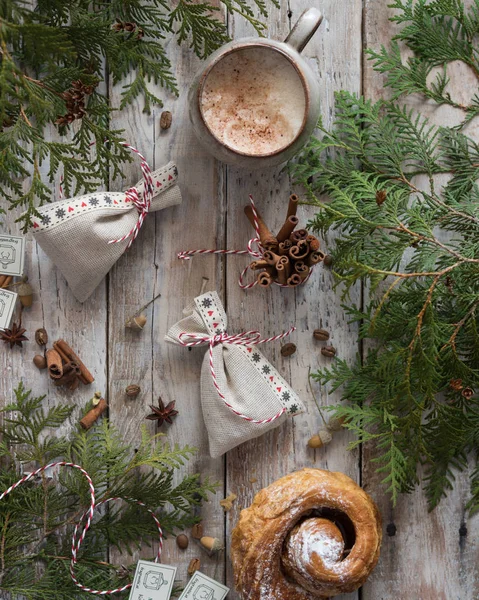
[0,382,216,599]
[291,0,479,512]
[0,0,278,230]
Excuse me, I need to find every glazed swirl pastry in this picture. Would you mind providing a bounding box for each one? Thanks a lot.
[231,468,382,599]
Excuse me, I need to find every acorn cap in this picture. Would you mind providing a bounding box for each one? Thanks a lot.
[307,429,333,449]
[17,277,33,307]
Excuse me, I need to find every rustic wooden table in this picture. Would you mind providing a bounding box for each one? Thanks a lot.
[2,1,479,598]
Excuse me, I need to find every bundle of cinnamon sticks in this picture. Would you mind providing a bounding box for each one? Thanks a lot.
[44,339,95,391]
[244,194,324,287]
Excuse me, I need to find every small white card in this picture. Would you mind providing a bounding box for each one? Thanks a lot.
[0,289,17,330]
[128,560,177,600]
[0,234,25,277]
[178,572,229,600]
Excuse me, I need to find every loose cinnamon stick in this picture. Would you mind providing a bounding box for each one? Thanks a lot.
[290,229,309,243]
[80,398,108,430]
[289,240,309,261]
[46,348,63,379]
[244,205,278,251]
[263,250,282,267]
[287,194,299,219]
[306,251,325,267]
[0,276,5,287]
[53,340,95,385]
[0,276,12,289]
[306,235,321,252]
[294,261,310,281]
[257,271,273,288]
[277,215,299,243]
[287,274,302,287]
[278,240,293,256]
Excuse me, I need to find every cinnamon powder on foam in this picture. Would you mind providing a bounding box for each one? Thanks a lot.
[200,47,306,156]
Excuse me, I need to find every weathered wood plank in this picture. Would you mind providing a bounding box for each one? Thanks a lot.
[362,1,479,598]
[224,2,363,598]
[106,16,227,585]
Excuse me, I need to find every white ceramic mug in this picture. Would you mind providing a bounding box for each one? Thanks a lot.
[188,8,323,169]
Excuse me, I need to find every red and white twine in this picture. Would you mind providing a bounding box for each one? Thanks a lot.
[178,195,314,289]
[59,142,154,251]
[0,461,163,596]
[179,326,296,424]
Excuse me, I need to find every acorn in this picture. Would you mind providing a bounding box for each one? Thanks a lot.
[327,416,346,431]
[17,276,33,307]
[126,384,141,398]
[125,314,147,330]
[307,429,333,449]
[33,354,47,370]
[200,536,224,553]
[176,534,189,550]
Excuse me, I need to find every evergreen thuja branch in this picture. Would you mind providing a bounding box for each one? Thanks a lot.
[367,0,479,127]
[0,0,278,228]
[291,86,479,509]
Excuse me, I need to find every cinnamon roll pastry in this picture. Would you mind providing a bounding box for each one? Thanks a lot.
[231,468,382,599]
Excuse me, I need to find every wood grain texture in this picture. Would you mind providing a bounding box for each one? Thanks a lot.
[224,2,363,599]
[106,8,227,585]
[362,1,479,599]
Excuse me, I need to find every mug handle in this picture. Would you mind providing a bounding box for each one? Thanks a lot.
[284,8,323,53]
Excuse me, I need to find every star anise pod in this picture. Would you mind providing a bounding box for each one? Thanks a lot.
[146,397,178,426]
[0,322,28,348]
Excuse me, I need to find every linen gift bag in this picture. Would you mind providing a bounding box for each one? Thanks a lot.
[30,158,181,303]
[165,291,305,457]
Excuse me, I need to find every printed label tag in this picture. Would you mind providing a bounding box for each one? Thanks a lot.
[0,234,25,277]
[128,560,177,600]
[178,572,229,600]
[0,289,17,330]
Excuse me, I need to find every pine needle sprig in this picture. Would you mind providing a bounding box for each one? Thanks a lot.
[0,383,217,598]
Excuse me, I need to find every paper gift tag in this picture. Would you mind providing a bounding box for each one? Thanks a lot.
[178,572,229,600]
[0,289,17,330]
[0,234,25,277]
[128,560,177,600]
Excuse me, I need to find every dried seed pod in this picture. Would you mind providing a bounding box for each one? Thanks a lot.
[176,534,189,550]
[17,277,33,307]
[92,391,102,406]
[160,110,172,130]
[219,493,237,512]
[126,384,141,398]
[125,314,147,330]
[35,328,48,346]
[188,558,201,576]
[281,343,297,357]
[321,346,337,358]
[313,329,329,341]
[33,354,47,370]
[191,522,203,539]
[376,189,387,205]
[200,536,224,553]
[462,387,474,399]
[307,429,333,449]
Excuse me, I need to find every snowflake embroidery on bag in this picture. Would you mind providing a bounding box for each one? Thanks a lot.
[289,404,299,414]
[103,195,112,205]
[41,215,51,224]
[262,365,271,374]
[55,208,65,219]
[282,391,291,402]
[202,298,212,308]
[252,352,261,363]
[89,197,99,206]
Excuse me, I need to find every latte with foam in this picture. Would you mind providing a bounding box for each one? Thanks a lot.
[200,47,307,156]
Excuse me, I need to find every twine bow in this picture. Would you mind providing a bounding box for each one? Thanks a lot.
[179,326,296,424]
[178,195,315,289]
[108,143,154,250]
[0,461,163,596]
